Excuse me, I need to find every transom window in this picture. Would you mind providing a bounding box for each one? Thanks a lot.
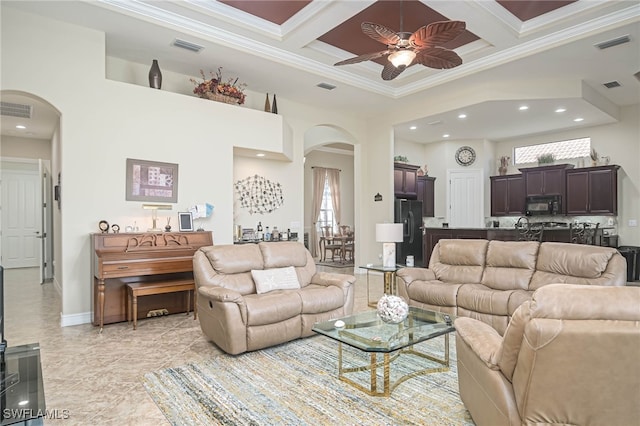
[514,137,591,164]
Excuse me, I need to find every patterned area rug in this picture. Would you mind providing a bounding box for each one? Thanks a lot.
[142,335,474,425]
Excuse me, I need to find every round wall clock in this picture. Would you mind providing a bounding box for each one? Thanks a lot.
[455,146,476,166]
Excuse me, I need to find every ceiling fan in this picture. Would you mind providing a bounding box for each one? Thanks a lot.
[334,4,466,81]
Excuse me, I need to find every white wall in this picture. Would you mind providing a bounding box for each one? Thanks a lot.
[0,7,366,324]
[233,155,301,237]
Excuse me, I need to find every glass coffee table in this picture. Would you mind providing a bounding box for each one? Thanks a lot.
[312,307,455,397]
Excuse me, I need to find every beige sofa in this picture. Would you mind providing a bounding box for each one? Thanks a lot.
[193,241,355,355]
[397,239,626,335]
[455,284,640,426]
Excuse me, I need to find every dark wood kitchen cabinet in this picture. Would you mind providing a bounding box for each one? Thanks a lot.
[416,176,436,217]
[394,162,419,199]
[490,174,525,216]
[566,165,619,215]
[522,164,574,197]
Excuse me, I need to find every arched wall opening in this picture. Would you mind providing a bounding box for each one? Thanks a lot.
[303,125,360,264]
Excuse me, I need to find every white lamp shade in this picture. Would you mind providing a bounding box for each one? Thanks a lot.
[376,223,403,243]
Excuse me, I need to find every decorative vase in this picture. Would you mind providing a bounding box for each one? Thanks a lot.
[264,93,271,112]
[498,166,508,176]
[148,59,162,89]
[272,94,278,114]
[376,294,409,324]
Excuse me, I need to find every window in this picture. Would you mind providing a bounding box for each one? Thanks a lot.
[514,137,591,165]
[317,178,335,231]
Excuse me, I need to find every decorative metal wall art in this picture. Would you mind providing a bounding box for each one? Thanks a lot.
[235,175,284,214]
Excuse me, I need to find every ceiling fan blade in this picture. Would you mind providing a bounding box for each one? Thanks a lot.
[334,50,390,66]
[361,22,400,46]
[381,61,410,81]
[410,21,466,49]
[415,47,462,69]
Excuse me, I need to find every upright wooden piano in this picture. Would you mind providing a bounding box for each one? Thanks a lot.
[92,231,213,330]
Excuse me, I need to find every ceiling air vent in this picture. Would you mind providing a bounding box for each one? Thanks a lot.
[172,38,204,53]
[603,81,621,89]
[594,35,630,50]
[316,82,336,90]
[0,101,32,118]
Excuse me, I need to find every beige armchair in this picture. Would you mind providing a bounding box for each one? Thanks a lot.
[455,284,640,426]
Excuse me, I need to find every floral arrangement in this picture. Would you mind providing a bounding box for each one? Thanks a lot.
[376,294,409,324]
[190,68,247,105]
[499,156,510,168]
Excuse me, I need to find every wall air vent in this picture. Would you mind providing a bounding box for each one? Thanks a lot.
[316,82,336,90]
[603,81,621,89]
[172,38,204,53]
[594,35,630,50]
[0,101,32,119]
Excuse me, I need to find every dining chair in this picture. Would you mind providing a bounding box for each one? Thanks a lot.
[319,226,342,262]
[515,217,544,242]
[570,222,600,245]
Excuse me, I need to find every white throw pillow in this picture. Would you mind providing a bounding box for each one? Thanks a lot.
[251,266,301,294]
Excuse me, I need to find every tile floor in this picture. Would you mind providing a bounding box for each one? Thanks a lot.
[3,265,377,425]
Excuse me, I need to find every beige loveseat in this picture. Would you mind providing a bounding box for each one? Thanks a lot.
[193,241,355,355]
[397,239,626,335]
[455,284,640,426]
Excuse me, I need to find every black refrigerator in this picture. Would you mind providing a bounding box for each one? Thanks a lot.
[394,199,424,267]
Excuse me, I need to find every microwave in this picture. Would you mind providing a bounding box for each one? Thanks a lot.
[525,195,562,216]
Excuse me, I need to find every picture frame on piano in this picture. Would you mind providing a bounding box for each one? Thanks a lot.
[126,158,179,203]
[178,212,194,232]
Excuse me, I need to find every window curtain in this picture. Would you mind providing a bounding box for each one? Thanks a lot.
[310,167,326,258]
[327,168,341,228]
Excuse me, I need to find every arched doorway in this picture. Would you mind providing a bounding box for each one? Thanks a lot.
[303,125,359,265]
[1,91,60,284]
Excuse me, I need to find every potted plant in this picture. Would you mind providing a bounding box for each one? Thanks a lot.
[394,155,409,163]
[537,153,555,165]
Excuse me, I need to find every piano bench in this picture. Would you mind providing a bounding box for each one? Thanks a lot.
[126,280,196,330]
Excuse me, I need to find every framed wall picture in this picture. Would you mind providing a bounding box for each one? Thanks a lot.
[178,212,194,232]
[126,158,178,203]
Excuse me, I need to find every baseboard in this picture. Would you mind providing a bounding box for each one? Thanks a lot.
[60,311,92,327]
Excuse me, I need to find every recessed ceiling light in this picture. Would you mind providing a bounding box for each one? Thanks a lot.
[555,108,566,113]
[573,118,584,122]
[458,113,467,119]
[519,106,529,111]
[256,153,266,157]
[409,126,417,130]
[443,134,450,138]
[16,124,26,129]
[18,400,29,406]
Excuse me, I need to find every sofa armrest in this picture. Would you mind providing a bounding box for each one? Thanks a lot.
[397,267,436,284]
[454,317,502,370]
[310,271,356,290]
[198,286,247,322]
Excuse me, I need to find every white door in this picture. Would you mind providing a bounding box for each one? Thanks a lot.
[1,166,42,268]
[447,169,484,228]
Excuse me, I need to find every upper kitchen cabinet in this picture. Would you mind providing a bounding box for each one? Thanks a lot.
[521,164,574,196]
[394,163,419,199]
[566,165,619,215]
[490,174,525,216]
[417,176,436,217]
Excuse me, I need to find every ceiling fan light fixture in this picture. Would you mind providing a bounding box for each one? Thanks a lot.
[388,50,416,68]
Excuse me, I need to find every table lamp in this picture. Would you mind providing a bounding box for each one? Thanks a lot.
[376,223,403,268]
[142,203,172,232]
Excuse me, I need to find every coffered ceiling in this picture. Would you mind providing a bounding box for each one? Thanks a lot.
[2,1,639,144]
